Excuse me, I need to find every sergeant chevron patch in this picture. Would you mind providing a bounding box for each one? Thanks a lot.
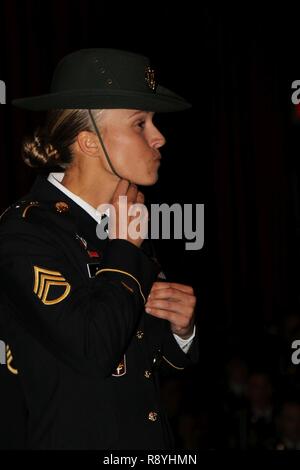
[33,266,71,305]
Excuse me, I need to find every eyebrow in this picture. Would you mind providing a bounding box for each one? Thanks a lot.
[127,111,154,119]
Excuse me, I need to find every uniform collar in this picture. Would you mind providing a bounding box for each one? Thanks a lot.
[28,173,104,243]
[47,172,106,224]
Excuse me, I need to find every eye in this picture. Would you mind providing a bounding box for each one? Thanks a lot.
[136,120,146,129]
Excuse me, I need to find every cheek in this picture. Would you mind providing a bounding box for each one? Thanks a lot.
[111,137,151,170]
[104,130,157,183]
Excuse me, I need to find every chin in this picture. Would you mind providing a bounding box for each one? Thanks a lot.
[139,174,159,186]
[131,171,159,187]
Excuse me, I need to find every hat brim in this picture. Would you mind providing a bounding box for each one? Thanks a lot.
[12,85,191,112]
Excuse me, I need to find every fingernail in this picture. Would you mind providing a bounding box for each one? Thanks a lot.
[145,307,151,313]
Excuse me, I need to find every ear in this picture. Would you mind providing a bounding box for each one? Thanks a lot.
[76,131,100,156]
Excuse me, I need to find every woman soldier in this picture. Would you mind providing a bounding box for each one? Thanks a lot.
[0,48,197,449]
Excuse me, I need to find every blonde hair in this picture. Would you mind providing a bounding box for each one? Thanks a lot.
[22,109,103,169]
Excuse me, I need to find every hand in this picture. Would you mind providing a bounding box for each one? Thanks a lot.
[110,179,147,248]
[145,282,196,339]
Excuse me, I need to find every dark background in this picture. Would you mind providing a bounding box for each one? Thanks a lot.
[1,2,300,449]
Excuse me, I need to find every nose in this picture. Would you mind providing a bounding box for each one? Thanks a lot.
[149,126,166,150]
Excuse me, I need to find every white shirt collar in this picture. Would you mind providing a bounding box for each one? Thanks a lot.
[47,172,105,224]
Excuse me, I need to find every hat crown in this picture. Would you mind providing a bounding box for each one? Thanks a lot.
[51,48,156,94]
[12,48,191,112]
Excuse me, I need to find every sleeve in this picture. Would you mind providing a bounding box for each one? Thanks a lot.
[162,325,199,370]
[173,325,196,353]
[0,220,160,378]
[141,239,199,371]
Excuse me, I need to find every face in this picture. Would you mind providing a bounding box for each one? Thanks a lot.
[99,109,166,185]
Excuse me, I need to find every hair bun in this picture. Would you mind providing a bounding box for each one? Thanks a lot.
[22,130,60,168]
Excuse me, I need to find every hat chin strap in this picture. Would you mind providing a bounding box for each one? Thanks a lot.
[88,109,130,183]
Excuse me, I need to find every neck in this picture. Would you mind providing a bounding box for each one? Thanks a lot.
[61,164,120,209]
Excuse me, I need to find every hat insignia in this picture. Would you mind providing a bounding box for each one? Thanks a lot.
[145,66,156,91]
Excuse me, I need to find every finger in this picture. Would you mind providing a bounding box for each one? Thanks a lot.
[146,298,195,313]
[145,307,192,332]
[151,282,194,295]
[150,282,172,291]
[112,179,130,200]
[145,307,178,323]
[145,299,190,315]
[146,298,196,317]
[147,287,185,303]
[126,183,138,203]
[170,283,194,295]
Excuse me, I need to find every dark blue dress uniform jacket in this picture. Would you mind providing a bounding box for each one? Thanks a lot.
[0,175,198,450]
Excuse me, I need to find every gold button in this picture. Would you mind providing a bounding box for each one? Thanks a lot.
[136,330,144,339]
[144,370,151,379]
[148,411,158,422]
[55,201,69,213]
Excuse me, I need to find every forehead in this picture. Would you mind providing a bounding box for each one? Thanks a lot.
[103,109,154,119]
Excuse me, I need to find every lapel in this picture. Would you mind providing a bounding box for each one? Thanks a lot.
[29,175,103,244]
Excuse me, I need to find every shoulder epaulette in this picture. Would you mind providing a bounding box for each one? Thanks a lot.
[0,199,71,224]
